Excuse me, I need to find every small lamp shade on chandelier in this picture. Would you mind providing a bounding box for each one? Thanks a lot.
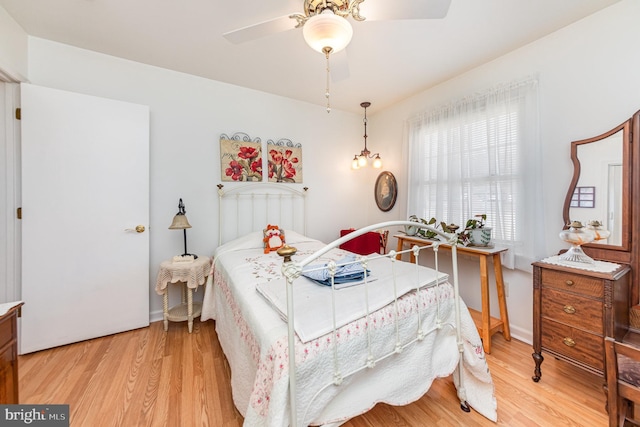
[169,198,198,259]
[352,102,382,170]
[303,9,353,54]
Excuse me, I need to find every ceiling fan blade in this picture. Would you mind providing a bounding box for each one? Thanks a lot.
[223,15,296,44]
[330,49,350,83]
[359,0,451,21]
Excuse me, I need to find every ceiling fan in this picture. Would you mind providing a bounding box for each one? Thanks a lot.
[223,0,452,45]
[223,0,452,112]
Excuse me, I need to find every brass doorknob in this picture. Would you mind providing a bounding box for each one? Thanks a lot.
[135,225,145,233]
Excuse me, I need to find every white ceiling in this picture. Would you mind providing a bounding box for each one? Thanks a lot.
[0,0,621,114]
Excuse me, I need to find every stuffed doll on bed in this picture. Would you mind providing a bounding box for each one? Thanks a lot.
[263,224,285,254]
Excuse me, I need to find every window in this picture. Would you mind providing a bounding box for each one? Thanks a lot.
[407,77,544,270]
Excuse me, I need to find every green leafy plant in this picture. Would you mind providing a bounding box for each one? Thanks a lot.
[408,215,439,239]
[409,214,489,246]
[459,214,490,246]
[464,214,486,230]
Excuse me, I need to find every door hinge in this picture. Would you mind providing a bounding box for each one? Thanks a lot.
[16,207,22,219]
[15,108,21,120]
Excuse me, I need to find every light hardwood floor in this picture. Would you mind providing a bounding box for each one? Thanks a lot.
[18,320,608,426]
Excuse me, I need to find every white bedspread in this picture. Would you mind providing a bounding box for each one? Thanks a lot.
[256,256,448,343]
[201,232,497,426]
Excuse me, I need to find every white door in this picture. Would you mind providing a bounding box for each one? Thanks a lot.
[20,83,149,354]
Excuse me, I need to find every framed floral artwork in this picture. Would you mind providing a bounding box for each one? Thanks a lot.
[267,138,303,183]
[374,171,397,212]
[220,133,263,182]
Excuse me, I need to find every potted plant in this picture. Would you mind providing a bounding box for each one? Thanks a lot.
[460,214,492,246]
[407,215,439,239]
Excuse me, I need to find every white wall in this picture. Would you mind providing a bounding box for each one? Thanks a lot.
[22,37,378,319]
[0,6,27,81]
[374,0,640,342]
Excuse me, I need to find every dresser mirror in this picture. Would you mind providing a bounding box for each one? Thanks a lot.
[562,117,632,257]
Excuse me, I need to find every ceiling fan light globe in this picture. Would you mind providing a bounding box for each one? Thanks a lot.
[303,10,353,54]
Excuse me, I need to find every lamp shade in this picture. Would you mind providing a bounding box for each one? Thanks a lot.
[372,154,383,169]
[303,10,353,54]
[351,155,360,170]
[169,214,191,230]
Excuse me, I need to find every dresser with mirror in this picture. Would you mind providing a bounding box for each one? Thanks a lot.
[532,110,639,381]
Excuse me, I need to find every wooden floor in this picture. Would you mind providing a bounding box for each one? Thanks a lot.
[18,320,608,427]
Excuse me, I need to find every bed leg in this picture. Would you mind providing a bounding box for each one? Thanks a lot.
[460,401,470,413]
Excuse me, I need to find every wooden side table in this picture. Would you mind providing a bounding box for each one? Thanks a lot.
[394,234,510,354]
[155,256,212,333]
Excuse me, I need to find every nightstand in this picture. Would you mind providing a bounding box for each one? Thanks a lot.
[155,256,212,333]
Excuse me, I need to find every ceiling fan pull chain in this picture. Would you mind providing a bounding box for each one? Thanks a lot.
[324,47,332,113]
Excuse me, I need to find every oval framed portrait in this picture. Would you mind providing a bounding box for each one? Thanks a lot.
[374,171,397,212]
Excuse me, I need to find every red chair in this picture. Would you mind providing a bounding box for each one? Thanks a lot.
[339,229,383,255]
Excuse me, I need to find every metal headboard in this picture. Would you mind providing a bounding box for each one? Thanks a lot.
[217,183,309,245]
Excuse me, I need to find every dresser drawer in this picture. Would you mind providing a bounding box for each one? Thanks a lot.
[541,269,602,299]
[542,318,603,371]
[541,287,602,333]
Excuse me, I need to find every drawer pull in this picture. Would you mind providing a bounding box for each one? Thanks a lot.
[563,305,576,314]
[563,337,576,347]
[565,280,574,286]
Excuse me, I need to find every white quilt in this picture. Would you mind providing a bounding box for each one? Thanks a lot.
[256,256,449,343]
[201,231,497,426]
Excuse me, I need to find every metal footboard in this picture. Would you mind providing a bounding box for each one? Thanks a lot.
[278,220,467,426]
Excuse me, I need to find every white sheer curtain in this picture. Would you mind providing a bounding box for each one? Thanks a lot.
[407,76,545,270]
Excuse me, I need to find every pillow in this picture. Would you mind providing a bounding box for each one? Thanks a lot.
[282,229,317,245]
[213,229,318,260]
[213,230,263,257]
[263,224,286,254]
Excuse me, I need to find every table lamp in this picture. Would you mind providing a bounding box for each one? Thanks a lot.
[169,198,198,259]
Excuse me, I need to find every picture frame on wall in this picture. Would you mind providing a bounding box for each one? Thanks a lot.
[374,171,397,212]
[267,138,303,183]
[220,132,263,182]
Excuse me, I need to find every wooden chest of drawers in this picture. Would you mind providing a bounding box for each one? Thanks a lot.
[532,261,630,381]
[0,303,23,404]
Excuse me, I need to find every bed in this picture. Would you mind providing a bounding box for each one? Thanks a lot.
[201,184,497,426]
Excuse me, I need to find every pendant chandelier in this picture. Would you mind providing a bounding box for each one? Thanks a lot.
[352,101,382,169]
